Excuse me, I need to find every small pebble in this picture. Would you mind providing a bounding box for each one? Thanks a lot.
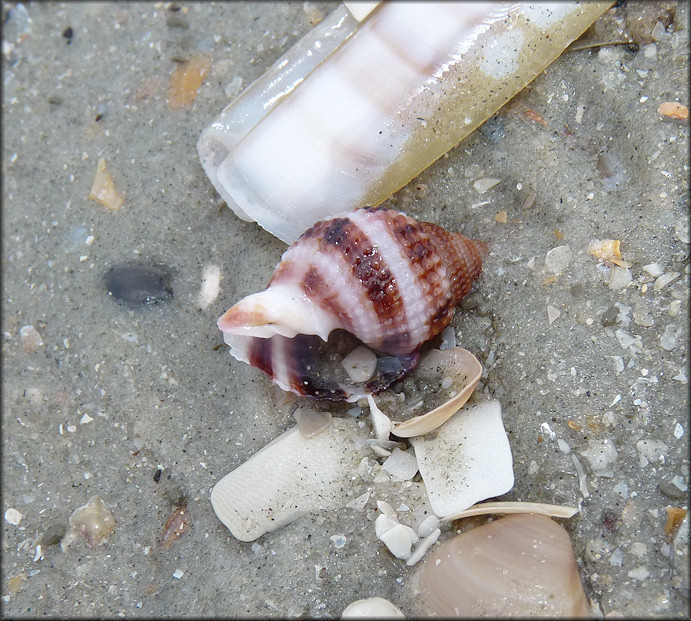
[658,479,687,501]
[172,569,184,579]
[600,306,619,327]
[417,515,441,539]
[5,508,23,526]
[382,448,418,481]
[650,21,668,41]
[627,566,650,581]
[330,535,347,548]
[642,262,664,277]
[105,263,173,306]
[20,325,43,351]
[570,283,585,298]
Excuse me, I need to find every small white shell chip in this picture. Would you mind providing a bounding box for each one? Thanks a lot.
[211,418,370,541]
[410,400,514,517]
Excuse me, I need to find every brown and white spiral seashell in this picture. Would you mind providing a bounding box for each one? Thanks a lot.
[217,207,486,401]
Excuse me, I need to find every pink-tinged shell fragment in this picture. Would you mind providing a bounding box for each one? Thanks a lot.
[391,347,482,438]
[217,207,486,402]
[416,514,590,617]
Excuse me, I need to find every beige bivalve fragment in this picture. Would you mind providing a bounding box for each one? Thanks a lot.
[415,514,590,617]
[211,417,370,541]
[391,348,482,438]
[410,400,514,518]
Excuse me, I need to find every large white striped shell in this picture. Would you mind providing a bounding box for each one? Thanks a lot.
[217,207,486,402]
[198,2,613,243]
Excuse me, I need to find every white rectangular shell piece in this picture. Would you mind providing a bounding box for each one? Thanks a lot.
[410,400,514,517]
[210,418,370,541]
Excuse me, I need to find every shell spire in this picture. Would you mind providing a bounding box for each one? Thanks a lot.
[218,207,486,401]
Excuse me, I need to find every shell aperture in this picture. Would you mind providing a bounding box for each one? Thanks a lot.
[218,207,486,401]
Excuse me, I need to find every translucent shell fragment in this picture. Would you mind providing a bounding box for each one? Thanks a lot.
[416,514,590,617]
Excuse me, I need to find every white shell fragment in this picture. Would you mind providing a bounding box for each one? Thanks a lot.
[341,597,405,618]
[375,512,418,560]
[391,348,482,438]
[410,400,514,518]
[416,514,590,617]
[341,345,378,383]
[381,448,419,481]
[211,418,370,541]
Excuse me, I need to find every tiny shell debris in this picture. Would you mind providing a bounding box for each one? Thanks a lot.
[410,400,514,518]
[473,177,501,194]
[168,55,211,109]
[657,101,688,121]
[381,448,418,481]
[494,210,507,224]
[197,264,221,309]
[375,510,418,560]
[19,325,43,351]
[416,514,590,617]
[665,507,687,542]
[547,305,561,324]
[341,597,405,618]
[5,508,23,526]
[69,496,116,547]
[89,158,124,210]
[211,418,370,541]
[341,345,378,383]
[160,503,191,550]
[293,407,332,438]
[587,238,630,268]
[544,245,572,275]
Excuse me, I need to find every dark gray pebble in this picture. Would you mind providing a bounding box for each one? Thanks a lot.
[570,283,586,298]
[105,263,173,306]
[601,305,619,327]
[658,479,687,501]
